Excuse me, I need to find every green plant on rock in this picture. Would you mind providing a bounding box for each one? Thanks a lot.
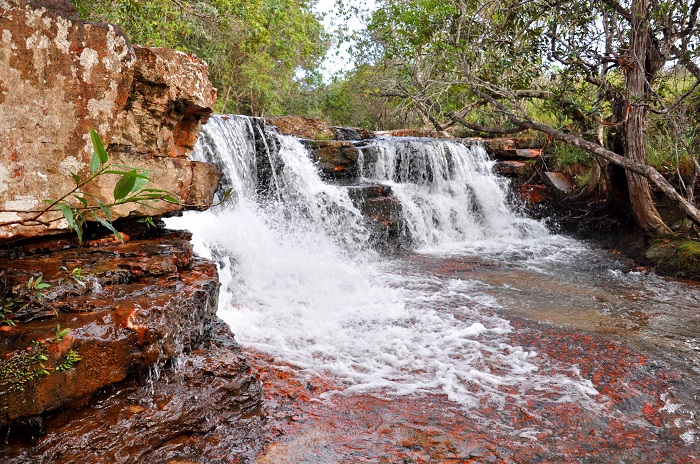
[58,266,89,290]
[0,326,80,392]
[0,340,51,392]
[0,274,52,327]
[0,129,180,244]
[51,129,180,244]
[55,350,82,372]
[54,324,70,342]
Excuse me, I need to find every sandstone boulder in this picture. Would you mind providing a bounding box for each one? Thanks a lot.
[0,0,219,241]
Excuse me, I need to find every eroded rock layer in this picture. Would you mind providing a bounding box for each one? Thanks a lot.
[0,228,266,461]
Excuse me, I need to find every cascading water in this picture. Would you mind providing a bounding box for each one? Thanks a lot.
[166,114,604,420]
[357,137,550,252]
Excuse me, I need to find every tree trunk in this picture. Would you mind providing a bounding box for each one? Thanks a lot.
[623,0,672,235]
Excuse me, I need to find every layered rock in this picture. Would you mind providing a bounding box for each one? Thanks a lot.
[2,320,265,463]
[0,0,219,241]
[0,227,266,459]
[0,229,215,425]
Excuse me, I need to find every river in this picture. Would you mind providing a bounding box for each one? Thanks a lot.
[167,115,699,462]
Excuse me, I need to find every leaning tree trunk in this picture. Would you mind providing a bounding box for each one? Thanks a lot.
[624,0,672,235]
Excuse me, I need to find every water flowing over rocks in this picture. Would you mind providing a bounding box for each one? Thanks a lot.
[173,115,700,462]
[0,0,218,241]
[0,227,265,460]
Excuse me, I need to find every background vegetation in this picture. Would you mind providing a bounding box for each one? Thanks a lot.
[75,0,329,116]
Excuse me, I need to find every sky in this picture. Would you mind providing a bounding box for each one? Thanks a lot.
[313,0,376,77]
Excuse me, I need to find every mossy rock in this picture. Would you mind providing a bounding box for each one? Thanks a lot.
[645,238,700,279]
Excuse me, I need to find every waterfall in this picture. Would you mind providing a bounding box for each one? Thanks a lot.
[359,138,547,249]
[167,115,599,413]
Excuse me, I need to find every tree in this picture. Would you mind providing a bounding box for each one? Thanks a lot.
[74,0,329,116]
[356,0,700,235]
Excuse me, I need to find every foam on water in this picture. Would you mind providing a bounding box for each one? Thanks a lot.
[167,115,601,416]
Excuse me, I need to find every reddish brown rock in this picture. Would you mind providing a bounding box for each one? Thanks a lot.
[303,140,360,179]
[268,116,335,140]
[332,126,374,141]
[0,229,220,426]
[0,0,219,241]
[516,184,549,204]
[481,138,544,159]
[118,45,217,159]
[481,137,518,156]
[2,322,265,464]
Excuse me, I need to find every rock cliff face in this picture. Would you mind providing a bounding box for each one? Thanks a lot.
[0,2,265,461]
[0,0,219,241]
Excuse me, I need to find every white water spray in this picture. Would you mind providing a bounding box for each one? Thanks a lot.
[168,115,600,414]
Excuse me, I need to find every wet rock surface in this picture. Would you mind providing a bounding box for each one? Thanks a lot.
[303,140,361,180]
[0,228,266,462]
[2,321,265,463]
[347,184,406,251]
[0,228,218,425]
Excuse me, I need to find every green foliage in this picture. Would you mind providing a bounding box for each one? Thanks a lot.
[0,274,52,327]
[59,266,88,289]
[549,142,594,170]
[49,129,178,244]
[0,333,82,392]
[73,0,329,117]
[0,340,50,392]
[55,324,70,342]
[138,216,157,228]
[55,350,82,372]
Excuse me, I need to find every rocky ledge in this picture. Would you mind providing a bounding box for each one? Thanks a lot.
[0,228,265,461]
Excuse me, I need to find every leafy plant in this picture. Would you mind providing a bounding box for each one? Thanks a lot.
[0,274,52,327]
[55,350,82,372]
[0,130,181,243]
[27,275,51,299]
[138,216,157,228]
[55,324,70,342]
[50,129,180,244]
[59,266,88,289]
[0,340,51,392]
[0,334,82,391]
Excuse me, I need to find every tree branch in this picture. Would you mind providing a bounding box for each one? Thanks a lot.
[468,80,700,227]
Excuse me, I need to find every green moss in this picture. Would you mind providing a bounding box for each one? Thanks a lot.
[646,238,700,279]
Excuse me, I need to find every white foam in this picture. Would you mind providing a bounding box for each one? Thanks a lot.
[167,116,602,419]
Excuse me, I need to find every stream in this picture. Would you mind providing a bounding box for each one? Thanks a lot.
[167,115,700,462]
